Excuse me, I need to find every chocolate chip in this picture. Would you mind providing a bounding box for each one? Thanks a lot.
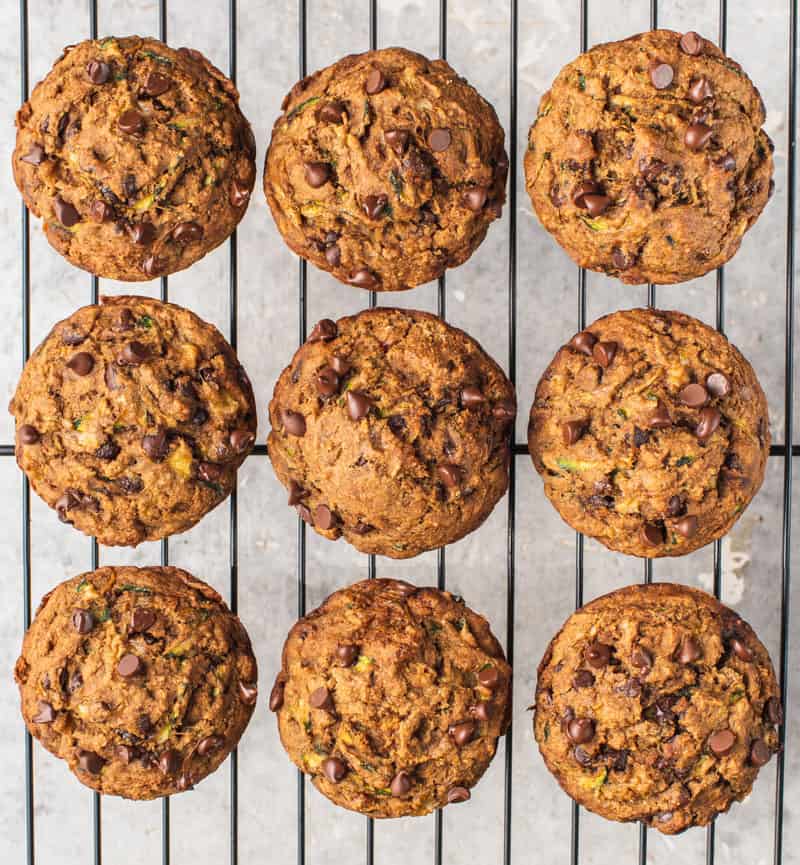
[118,653,142,677]
[437,463,461,488]
[649,61,674,90]
[286,481,305,507]
[238,681,258,706]
[706,372,730,397]
[78,750,104,774]
[592,341,617,368]
[640,523,665,547]
[428,128,451,152]
[492,400,516,423]
[619,678,642,697]
[611,247,635,270]
[67,352,94,376]
[750,738,771,767]
[632,647,653,670]
[142,430,168,461]
[570,331,597,355]
[365,67,386,94]
[585,642,611,668]
[197,735,224,757]
[385,128,409,153]
[463,187,488,212]
[314,504,337,530]
[119,341,149,365]
[281,409,306,436]
[21,144,45,165]
[566,718,595,744]
[679,31,704,55]
[573,670,595,688]
[562,420,585,446]
[390,771,412,797]
[337,644,359,666]
[715,153,737,172]
[118,109,145,135]
[308,318,337,342]
[230,429,255,452]
[688,76,714,103]
[54,196,80,227]
[269,678,285,712]
[316,366,339,397]
[470,702,492,721]
[159,749,182,775]
[230,177,251,207]
[319,101,347,123]
[347,268,379,289]
[172,221,203,243]
[667,495,687,518]
[71,608,94,634]
[32,700,56,723]
[55,489,80,522]
[449,721,475,747]
[696,406,721,440]
[309,686,335,712]
[572,181,599,207]
[346,391,372,421]
[325,244,340,266]
[87,60,111,84]
[321,756,348,783]
[765,696,783,726]
[676,635,702,664]
[305,161,331,188]
[143,72,172,96]
[573,745,593,766]
[89,199,113,223]
[131,608,156,633]
[708,729,736,757]
[129,222,155,246]
[675,515,698,539]
[685,123,713,151]
[461,386,485,409]
[446,786,470,804]
[67,670,83,693]
[730,637,754,662]
[142,255,163,278]
[477,666,500,689]
[363,194,388,220]
[648,401,672,429]
[18,425,40,445]
[679,383,708,407]
[198,462,224,483]
[583,194,611,216]
[116,745,135,764]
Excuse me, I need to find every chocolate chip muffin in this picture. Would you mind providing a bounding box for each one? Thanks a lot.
[528,308,769,557]
[13,36,255,281]
[15,566,258,799]
[9,295,256,546]
[534,583,782,833]
[524,29,773,284]
[271,578,511,817]
[265,47,507,292]
[267,308,515,558]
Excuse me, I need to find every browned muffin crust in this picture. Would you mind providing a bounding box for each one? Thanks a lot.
[265,47,507,292]
[534,583,782,834]
[9,295,256,546]
[528,308,769,557]
[267,308,516,558]
[272,578,511,817]
[15,566,258,799]
[524,30,773,284]
[13,37,255,280]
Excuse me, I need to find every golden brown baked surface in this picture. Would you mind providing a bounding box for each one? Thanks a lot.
[272,578,511,817]
[267,308,515,558]
[13,37,255,280]
[524,30,773,284]
[528,308,769,557]
[265,47,507,292]
[15,566,258,799]
[9,295,256,546]
[534,583,782,834]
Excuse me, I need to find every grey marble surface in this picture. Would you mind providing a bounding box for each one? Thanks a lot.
[0,1,797,863]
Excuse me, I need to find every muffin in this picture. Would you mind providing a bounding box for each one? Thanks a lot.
[524,29,773,284]
[13,36,255,280]
[267,308,516,558]
[271,578,511,817]
[528,308,769,557]
[534,583,782,833]
[265,47,507,292]
[9,295,256,546]
[15,566,258,799]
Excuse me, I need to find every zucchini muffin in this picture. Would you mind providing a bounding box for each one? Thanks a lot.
[267,308,516,558]
[534,583,782,833]
[271,578,511,817]
[15,566,258,799]
[528,308,769,557]
[265,47,507,291]
[13,36,255,280]
[524,29,773,283]
[9,295,256,546]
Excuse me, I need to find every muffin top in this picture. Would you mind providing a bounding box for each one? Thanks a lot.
[13,36,255,280]
[15,566,258,799]
[272,578,511,817]
[267,308,515,558]
[10,295,256,546]
[524,29,773,284]
[534,583,782,834]
[528,308,769,557]
[265,47,507,292]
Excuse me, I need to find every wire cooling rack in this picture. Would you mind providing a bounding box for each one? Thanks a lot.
[11,0,798,863]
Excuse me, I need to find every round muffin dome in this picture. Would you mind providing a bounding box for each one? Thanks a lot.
[524,29,773,284]
[528,307,769,557]
[265,47,507,292]
[534,583,782,834]
[267,308,516,558]
[15,566,258,799]
[9,295,256,546]
[272,578,511,817]
[13,36,255,281]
